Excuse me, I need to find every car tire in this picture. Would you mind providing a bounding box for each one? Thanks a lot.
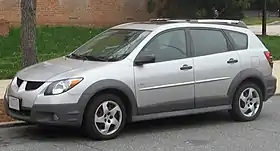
[229,82,263,122]
[83,93,127,140]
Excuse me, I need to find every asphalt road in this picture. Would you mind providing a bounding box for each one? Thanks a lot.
[1,96,280,151]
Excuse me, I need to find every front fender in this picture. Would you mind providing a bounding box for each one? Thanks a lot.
[77,79,138,117]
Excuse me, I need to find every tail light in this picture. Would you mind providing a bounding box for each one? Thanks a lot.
[264,51,273,68]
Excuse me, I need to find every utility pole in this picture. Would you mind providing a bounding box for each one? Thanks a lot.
[262,0,267,36]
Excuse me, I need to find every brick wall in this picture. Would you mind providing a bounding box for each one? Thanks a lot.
[0,0,154,27]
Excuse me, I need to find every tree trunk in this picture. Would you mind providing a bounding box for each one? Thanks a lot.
[20,0,38,68]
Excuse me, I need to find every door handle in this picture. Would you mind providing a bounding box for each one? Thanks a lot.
[227,58,238,64]
[180,64,193,70]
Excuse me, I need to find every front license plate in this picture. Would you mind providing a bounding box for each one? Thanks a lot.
[8,96,20,111]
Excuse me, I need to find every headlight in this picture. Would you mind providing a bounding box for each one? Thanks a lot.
[44,78,83,95]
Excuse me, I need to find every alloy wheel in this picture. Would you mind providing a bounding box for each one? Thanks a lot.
[94,101,123,136]
[239,87,261,118]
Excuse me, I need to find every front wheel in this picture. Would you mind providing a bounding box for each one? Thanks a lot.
[229,82,263,122]
[83,93,127,140]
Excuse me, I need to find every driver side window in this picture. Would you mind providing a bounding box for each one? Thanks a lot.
[138,29,187,63]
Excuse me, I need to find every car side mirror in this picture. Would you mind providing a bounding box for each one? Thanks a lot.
[134,55,156,66]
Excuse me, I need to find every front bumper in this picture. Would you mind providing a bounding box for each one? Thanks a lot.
[3,82,87,127]
[3,97,84,127]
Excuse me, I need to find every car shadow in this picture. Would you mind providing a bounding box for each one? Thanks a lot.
[12,111,234,142]
[122,111,234,136]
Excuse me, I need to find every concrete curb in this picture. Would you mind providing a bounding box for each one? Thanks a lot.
[0,121,29,128]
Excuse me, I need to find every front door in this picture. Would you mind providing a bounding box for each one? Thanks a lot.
[133,29,195,115]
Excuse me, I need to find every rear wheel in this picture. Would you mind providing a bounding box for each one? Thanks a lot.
[229,82,263,121]
[83,93,127,140]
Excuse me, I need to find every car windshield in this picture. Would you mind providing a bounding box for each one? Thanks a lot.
[67,29,151,62]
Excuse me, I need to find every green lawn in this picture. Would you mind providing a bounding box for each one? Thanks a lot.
[242,17,280,25]
[0,26,105,79]
[0,26,280,80]
[259,36,280,60]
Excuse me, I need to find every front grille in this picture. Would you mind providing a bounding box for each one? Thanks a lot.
[25,81,44,91]
[16,78,24,87]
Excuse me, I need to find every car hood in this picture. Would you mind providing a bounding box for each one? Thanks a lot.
[16,57,109,81]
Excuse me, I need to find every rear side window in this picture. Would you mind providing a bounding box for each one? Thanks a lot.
[227,31,248,50]
[190,29,229,57]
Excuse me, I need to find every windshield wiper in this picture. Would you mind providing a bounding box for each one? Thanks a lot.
[67,53,121,62]
[66,54,106,61]
[107,57,119,62]
[66,53,80,59]
[80,55,107,61]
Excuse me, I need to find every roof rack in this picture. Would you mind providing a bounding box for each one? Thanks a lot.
[190,19,248,28]
[149,18,188,23]
[148,18,248,28]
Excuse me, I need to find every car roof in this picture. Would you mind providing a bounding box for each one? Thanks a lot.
[112,22,161,31]
[111,18,248,32]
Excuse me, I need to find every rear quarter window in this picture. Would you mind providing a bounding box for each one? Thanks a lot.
[227,30,248,50]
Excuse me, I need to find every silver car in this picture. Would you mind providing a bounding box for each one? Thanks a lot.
[4,19,277,140]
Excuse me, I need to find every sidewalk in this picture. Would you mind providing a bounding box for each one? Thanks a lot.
[1,62,280,98]
[0,80,9,99]
[273,61,280,94]
[248,25,280,36]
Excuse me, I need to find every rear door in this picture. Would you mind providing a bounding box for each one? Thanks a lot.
[188,27,242,108]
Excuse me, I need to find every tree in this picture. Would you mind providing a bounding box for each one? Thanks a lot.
[20,0,38,68]
[250,0,280,11]
[147,0,252,19]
